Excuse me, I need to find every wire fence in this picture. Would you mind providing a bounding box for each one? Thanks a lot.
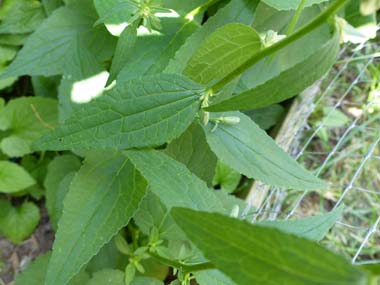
[246,37,380,264]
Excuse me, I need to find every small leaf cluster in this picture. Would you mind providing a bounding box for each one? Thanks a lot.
[0,0,378,285]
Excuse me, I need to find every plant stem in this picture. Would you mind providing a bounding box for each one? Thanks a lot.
[286,0,307,36]
[210,0,348,92]
[149,252,215,273]
[185,0,225,20]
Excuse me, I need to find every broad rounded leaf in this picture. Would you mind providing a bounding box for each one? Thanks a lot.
[0,97,58,157]
[0,200,40,244]
[184,23,262,85]
[33,74,204,151]
[172,208,368,285]
[203,112,326,190]
[0,161,35,193]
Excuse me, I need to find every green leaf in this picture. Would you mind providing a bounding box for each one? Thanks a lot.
[0,45,17,63]
[33,74,204,151]
[0,0,115,79]
[134,192,187,241]
[172,208,368,285]
[165,0,260,74]
[107,24,138,85]
[94,0,137,35]
[117,17,190,83]
[20,154,52,199]
[86,237,127,274]
[132,277,164,285]
[0,200,40,244]
[0,34,27,46]
[212,161,241,194]
[15,253,91,285]
[165,122,217,186]
[44,154,82,229]
[15,254,51,285]
[195,270,235,285]
[258,206,344,241]
[0,97,58,157]
[45,152,147,285]
[146,20,200,75]
[184,23,262,85]
[203,112,326,190]
[126,149,225,212]
[263,0,330,10]
[0,0,45,34]
[87,269,124,285]
[0,161,35,193]
[245,104,285,130]
[207,25,339,111]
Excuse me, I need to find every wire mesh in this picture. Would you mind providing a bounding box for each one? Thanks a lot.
[246,37,380,264]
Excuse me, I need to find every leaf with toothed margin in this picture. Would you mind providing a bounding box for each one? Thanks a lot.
[184,23,262,85]
[172,208,368,285]
[32,74,204,151]
[0,0,115,79]
[203,111,326,191]
[44,152,146,285]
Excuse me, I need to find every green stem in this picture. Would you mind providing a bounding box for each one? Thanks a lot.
[210,0,348,92]
[286,0,307,36]
[185,0,225,20]
[149,252,215,273]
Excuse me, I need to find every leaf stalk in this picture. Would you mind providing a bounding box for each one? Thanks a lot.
[210,0,348,92]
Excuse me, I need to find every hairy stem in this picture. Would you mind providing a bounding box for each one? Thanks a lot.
[149,252,215,273]
[210,0,348,92]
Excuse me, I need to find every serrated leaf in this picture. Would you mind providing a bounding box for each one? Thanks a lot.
[45,152,146,285]
[126,149,225,212]
[165,0,260,74]
[172,208,368,285]
[0,0,115,79]
[263,0,330,10]
[207,25,339,111]
[34,74,204,151]
[0,97,58,157]
[0,0,45,34]
[184,23,262,85]
[204,112,326,190]
[0,200,40,244]
[259,206,344,241]
[0,161,35,193]
[44,154,82,229]
[166,122,217,186]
